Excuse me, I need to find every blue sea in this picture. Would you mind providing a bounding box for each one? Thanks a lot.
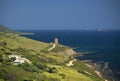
[20,30,120,80]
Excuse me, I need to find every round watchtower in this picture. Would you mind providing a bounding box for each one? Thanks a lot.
[54,38,58,45]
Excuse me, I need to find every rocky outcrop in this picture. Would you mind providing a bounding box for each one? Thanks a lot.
[64,48,76,55]
[58,48,76,56]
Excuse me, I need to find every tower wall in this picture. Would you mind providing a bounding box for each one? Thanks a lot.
[54,38,58,45]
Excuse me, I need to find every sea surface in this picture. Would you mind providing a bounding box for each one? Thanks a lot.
[20,30,120,80]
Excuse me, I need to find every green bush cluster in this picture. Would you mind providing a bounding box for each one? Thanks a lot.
[19,62,39,73]
[59,73,66,79]
[0,41,7,47]
[34,62,47,70]
[51,45,66,53]
[48,67,58,73]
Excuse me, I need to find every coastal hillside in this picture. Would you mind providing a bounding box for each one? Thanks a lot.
[0,25,14,32]
[0,32,105,81]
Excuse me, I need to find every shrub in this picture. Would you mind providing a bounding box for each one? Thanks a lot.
[0,54,3,62]
[24,66,39,73]
[0,41,7,47]
[20,62,39,73]
[48,67,58,73]
[47,78,60,81]
[34,62,47,70]
[59,73,66,79]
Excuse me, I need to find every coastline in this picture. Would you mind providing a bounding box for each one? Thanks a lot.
[17,32,35,35]
[81,60,109,81]
[19,30,118,81]
[73,51,113,81]
[74,51,95,57]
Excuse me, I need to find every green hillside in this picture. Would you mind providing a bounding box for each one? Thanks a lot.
[0,32,105,81]
[0,25,14,32]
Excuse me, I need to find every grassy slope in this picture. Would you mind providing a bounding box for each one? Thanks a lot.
[0,33,48,51]
[43,65,93,81]
[0,32,104,81]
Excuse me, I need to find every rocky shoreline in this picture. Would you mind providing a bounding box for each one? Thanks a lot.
[75,52,114,81]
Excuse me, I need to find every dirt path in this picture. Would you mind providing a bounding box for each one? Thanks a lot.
[66,59,76,66]
[48,44,56,51]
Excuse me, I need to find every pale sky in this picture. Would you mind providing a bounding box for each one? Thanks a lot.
[0,0,120,30]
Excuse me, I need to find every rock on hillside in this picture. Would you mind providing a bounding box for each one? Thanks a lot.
[58,48,76,56]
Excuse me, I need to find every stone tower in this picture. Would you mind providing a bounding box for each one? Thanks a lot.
[54,38,58,45]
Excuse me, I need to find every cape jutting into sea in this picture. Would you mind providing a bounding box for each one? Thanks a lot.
[20,30,120,81]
